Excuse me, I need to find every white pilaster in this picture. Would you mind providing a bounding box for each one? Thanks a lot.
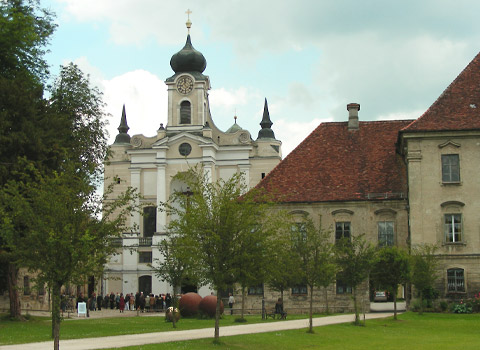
[130,168,141,233]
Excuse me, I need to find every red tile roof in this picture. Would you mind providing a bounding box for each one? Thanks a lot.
[403,51,480,132]
[257,120,412,203]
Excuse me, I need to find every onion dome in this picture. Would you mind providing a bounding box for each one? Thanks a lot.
[170,35,207,73]
[114,104,131,144]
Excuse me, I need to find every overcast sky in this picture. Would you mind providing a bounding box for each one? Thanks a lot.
[43,0,480,156]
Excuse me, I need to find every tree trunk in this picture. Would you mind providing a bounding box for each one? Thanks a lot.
[51,282,62,350]
[7,262,21,319]
[353,287,359,325]
[419,290,423,315]
[214,289,221,343]
[241,286,246,320]
[324,287,329,314]
[308,285,314,333]
[393,290,398,320]
[171,289,177,328]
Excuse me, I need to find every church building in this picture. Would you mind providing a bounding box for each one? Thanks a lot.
[102,20,282,296]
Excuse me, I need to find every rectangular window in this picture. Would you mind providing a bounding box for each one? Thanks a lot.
[447,268,465,292]
[143,206,157,238]
[378,221,394,247]
[336,278,352,295]
[442,154,460,183]
[445,214,462,243]
[291,285,307,295]
[248,284,263,295]
[23,276,30,295]
[291,222,307,244]
[139,251,152,263]
[335,222,351,243]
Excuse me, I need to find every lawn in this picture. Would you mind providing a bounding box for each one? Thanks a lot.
[0,313,315,345]
[2,312,479,350]
[104,313,480,350]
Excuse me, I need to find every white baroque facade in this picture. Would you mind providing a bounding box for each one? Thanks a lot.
[102,27,282,297]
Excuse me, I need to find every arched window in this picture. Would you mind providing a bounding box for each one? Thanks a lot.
[180,101,191,124]
[138,275,152,295]
[447,268,465,292]
[143,206,156,238]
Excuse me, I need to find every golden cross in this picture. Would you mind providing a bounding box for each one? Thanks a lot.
[185,9,192,34]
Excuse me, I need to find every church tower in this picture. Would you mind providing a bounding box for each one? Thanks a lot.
[165,14,210,132]
[104,13,282,298]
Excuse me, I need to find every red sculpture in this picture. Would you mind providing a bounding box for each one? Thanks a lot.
[199,295,224,318]
[179,292,202,317]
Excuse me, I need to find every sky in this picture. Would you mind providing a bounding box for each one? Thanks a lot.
[42,0,480,157]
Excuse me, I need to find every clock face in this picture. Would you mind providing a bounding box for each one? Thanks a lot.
[176,76,194,94]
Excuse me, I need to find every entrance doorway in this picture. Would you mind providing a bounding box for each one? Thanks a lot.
[138,275,152,295]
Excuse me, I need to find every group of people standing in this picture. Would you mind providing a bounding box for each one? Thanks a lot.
[74,291,174,313]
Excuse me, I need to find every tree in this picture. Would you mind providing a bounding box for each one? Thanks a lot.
[150,235,200,328]
[292,217,336,333]
[0,0,56,319]
[266,226,301,301]
[335,234,376,326]
[1,64,140,350]
[371,246,410,320]
[162,166,280,342]
[411,244,438,315]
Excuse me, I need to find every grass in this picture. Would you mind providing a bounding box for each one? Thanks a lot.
[2,312,479,350]
[0,312,319,345]
[103,313,480,350]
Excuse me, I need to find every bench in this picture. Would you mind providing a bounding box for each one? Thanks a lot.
[265,309,287,320]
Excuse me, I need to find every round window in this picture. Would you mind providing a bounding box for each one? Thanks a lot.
[179,143,192,156]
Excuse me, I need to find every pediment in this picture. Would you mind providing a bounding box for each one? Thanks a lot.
[152,132,214,148]
[438,140,461,149]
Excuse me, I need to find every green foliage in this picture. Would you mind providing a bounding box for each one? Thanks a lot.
[0,0,56,81]
[335,234,375,325]
[452,301,473,314]
[410,244,438,314]
[161,166,285,339]
[291,216,336,332]
[371,246,410,319]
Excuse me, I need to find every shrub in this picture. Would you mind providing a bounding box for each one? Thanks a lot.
[440,301,449,312]
[452,300,472,314]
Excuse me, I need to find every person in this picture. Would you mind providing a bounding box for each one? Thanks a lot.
[275,298,287,319]
[165,293,172,309]
[97,294,103,311]
[228,293,235,315]
[115,292,120,309]
[150,294,156,312]
[104,294,110,311]
[130,293,135,311]
[125,293,130,311]
[119,293,125,313]
[109,292,115,309]
[145,293,150,312]
[139,292,146,312]
[76,292,85,310]
[90,292,96,311]
[135,292,140,311]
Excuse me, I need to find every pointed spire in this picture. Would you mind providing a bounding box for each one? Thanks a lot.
[114,104,131,144]
[257,98,276,139]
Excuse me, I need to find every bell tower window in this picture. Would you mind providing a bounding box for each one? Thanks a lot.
[180,101,191,124]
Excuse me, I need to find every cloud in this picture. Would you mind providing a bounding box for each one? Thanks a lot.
[102,70,166,143]
[275,118,330,157]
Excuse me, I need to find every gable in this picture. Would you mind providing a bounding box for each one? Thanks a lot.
[403,51,480,132]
